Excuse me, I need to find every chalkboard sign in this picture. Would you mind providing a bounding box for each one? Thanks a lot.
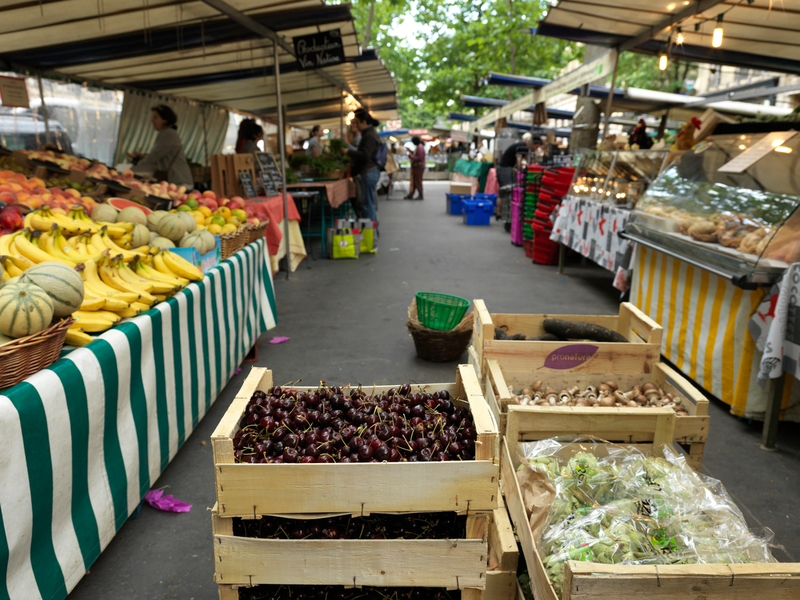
[256,152,283,196]
[293,29,345,71]
[239,171,257,198]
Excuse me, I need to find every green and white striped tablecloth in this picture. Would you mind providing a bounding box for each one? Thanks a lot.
[0,239,276,600]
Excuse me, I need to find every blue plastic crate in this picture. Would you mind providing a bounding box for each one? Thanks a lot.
[462,199,492,226]
[446,193,470,215]
[472,193,498,209]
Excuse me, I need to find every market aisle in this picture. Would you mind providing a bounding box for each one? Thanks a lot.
[67,182,799,599]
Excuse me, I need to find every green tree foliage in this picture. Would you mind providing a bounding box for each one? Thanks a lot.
[615,53,697,94]
[340,1,580,128]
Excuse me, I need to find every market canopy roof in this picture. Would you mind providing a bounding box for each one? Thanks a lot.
[537,0,800,76]
[0,0,398,126]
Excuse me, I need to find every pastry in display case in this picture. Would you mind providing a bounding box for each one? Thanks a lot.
[625,132,800,285]
[569,150,668,206]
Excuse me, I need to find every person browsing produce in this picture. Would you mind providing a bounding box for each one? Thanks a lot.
[341,109,381,235]
[306,125,323,157]
[130,104,194,188]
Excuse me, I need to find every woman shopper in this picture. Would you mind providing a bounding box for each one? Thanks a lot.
[405,136,425,200]
[236,118,264,155]
[130,104,193,188]
[341,108,381,236]
[306,125,323,157]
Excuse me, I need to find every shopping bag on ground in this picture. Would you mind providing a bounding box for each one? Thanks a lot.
[327,228,360,259]
[357,218,376,253]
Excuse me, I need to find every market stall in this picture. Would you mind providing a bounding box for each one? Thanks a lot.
[550,150,668,287]
[0,239,276,600]
[452,158,492,194]
[624,132,800,422]
[245,195,306,272]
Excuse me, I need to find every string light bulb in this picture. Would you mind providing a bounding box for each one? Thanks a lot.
[659,54,669,70]
[676,27,684,45]
[712,15,724,48]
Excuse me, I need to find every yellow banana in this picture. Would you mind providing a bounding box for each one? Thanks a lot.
[52,228,103,264]
[77,261,140,303]
[0,256,24,277]
[70,313,115,333]
[135,258,187,288]
[130,302,150,313]
[15,231,71,265]
[1,267,8,283]
[99,259,155,305]
[98,229,143,263]
[23,211,35,230]
[115,261,156,293]
[66,328,94,346]
[79,295,107,311]
[96,220,133,235]
[0,231,23,255]
[6,254,34,271]
[74,309,121,324]
[115,306,142,318]
[31,207,96,235]
[161,250,203,281]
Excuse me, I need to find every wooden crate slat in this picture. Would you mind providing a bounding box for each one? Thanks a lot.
[489,506,518,573]
[482,571,517,600]
[564,562,800,600]
[214,536,488,588]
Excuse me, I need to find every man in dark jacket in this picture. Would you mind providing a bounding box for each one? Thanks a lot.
[342,108,382,236]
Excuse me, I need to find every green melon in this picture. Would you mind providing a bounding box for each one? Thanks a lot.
[131,224,151,247]
[147,210,168,232]
[118,206,148,226]
[157,214,187,242]
[20,261,85,317]
[177,211,197,234]
[0,276,20,291]
[150,236,175,249]
[0,332,14,347]
[0,282,55,338]
[197,230,217,255]
[91,204,119,223]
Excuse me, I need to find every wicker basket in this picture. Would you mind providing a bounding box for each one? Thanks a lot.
[243,220,269,246]
[0,317,73,389]
[406,299,473,362]
[220,227,246,260]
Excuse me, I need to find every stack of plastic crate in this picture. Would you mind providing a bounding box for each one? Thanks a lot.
[523,165,543,258]
[531,167,575,264]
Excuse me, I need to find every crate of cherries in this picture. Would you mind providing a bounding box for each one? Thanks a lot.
[211,366,499,518]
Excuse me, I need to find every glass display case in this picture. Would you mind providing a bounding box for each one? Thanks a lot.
[569,150,668,206]
[625,132,800,286]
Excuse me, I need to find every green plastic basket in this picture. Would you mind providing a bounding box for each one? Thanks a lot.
[415,292,470,331]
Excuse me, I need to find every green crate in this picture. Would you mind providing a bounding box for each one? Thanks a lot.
[414,292,470,331]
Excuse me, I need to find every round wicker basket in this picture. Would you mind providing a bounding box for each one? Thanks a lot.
[0,317,73,389]
[406,299,473,362]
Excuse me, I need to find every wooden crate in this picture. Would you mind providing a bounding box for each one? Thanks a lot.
[213,502,518,598]
[211,365,499,518]
[212,505,489,589]
[485,360,709,469]
[211,154,256,199]
[219,585,517,600]
[500,408,800,600]
[472,301,662,380]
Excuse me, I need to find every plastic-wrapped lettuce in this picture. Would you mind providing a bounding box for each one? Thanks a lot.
[519,437,775,597]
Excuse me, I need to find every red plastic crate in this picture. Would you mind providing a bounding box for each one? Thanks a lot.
[524,240,535,259]
[533,230,560,265]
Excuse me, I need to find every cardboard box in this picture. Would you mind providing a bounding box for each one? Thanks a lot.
[169,237,222,273]
[450,182,472,195]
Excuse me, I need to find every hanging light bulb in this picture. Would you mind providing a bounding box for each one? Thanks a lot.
[712,15,724,48]
[659,54,669,70]
[676,27,684,45]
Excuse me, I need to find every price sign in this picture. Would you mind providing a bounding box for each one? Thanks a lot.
[238,171,257,199]
[0,76,30,108]
[256,152,283,195]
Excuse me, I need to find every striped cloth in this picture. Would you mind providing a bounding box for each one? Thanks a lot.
[631,244,799,421]
[0,240,276,600]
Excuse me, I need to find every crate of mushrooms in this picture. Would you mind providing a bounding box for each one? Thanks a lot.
[485,361,709,470]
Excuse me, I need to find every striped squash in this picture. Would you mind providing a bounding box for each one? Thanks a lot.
[0,282,54,338]
[20,262,85,317]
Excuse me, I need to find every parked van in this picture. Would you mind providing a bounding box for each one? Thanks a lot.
[0,107,73,154]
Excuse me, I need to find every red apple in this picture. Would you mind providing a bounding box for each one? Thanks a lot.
[0,209,23,230]
[202,190,217,200]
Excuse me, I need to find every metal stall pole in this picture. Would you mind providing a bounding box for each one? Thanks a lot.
[340,92,344,140]
[274,42,291,280]
[36,74,51,146]
[600,51,620,142]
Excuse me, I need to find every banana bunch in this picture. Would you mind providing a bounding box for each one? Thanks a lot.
[1,215,204,346]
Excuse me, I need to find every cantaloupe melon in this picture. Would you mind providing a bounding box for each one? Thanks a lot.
[0,276,19,290]
[118,206,148,226]
[177,211,197,234]
[158,214,187,242]
[197,230,217,255]
[91,204,119,223]
[20,261,85,317]
[180,231,205,253]
[0,282,55,338]
[150,236,175,249]
[0,332,14,347]
[131,224,151,247]
[147,210,168,232]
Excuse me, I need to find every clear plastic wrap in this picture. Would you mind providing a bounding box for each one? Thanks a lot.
[518,437,775,596]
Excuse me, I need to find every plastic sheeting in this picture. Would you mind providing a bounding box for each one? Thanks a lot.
[114,90,229,166]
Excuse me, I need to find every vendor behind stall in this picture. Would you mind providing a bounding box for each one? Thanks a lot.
[130,104,193,188]
[497,133,542,187]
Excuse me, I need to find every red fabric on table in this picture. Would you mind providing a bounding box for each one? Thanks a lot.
[245,194,301,255]
[286,179,354,209]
